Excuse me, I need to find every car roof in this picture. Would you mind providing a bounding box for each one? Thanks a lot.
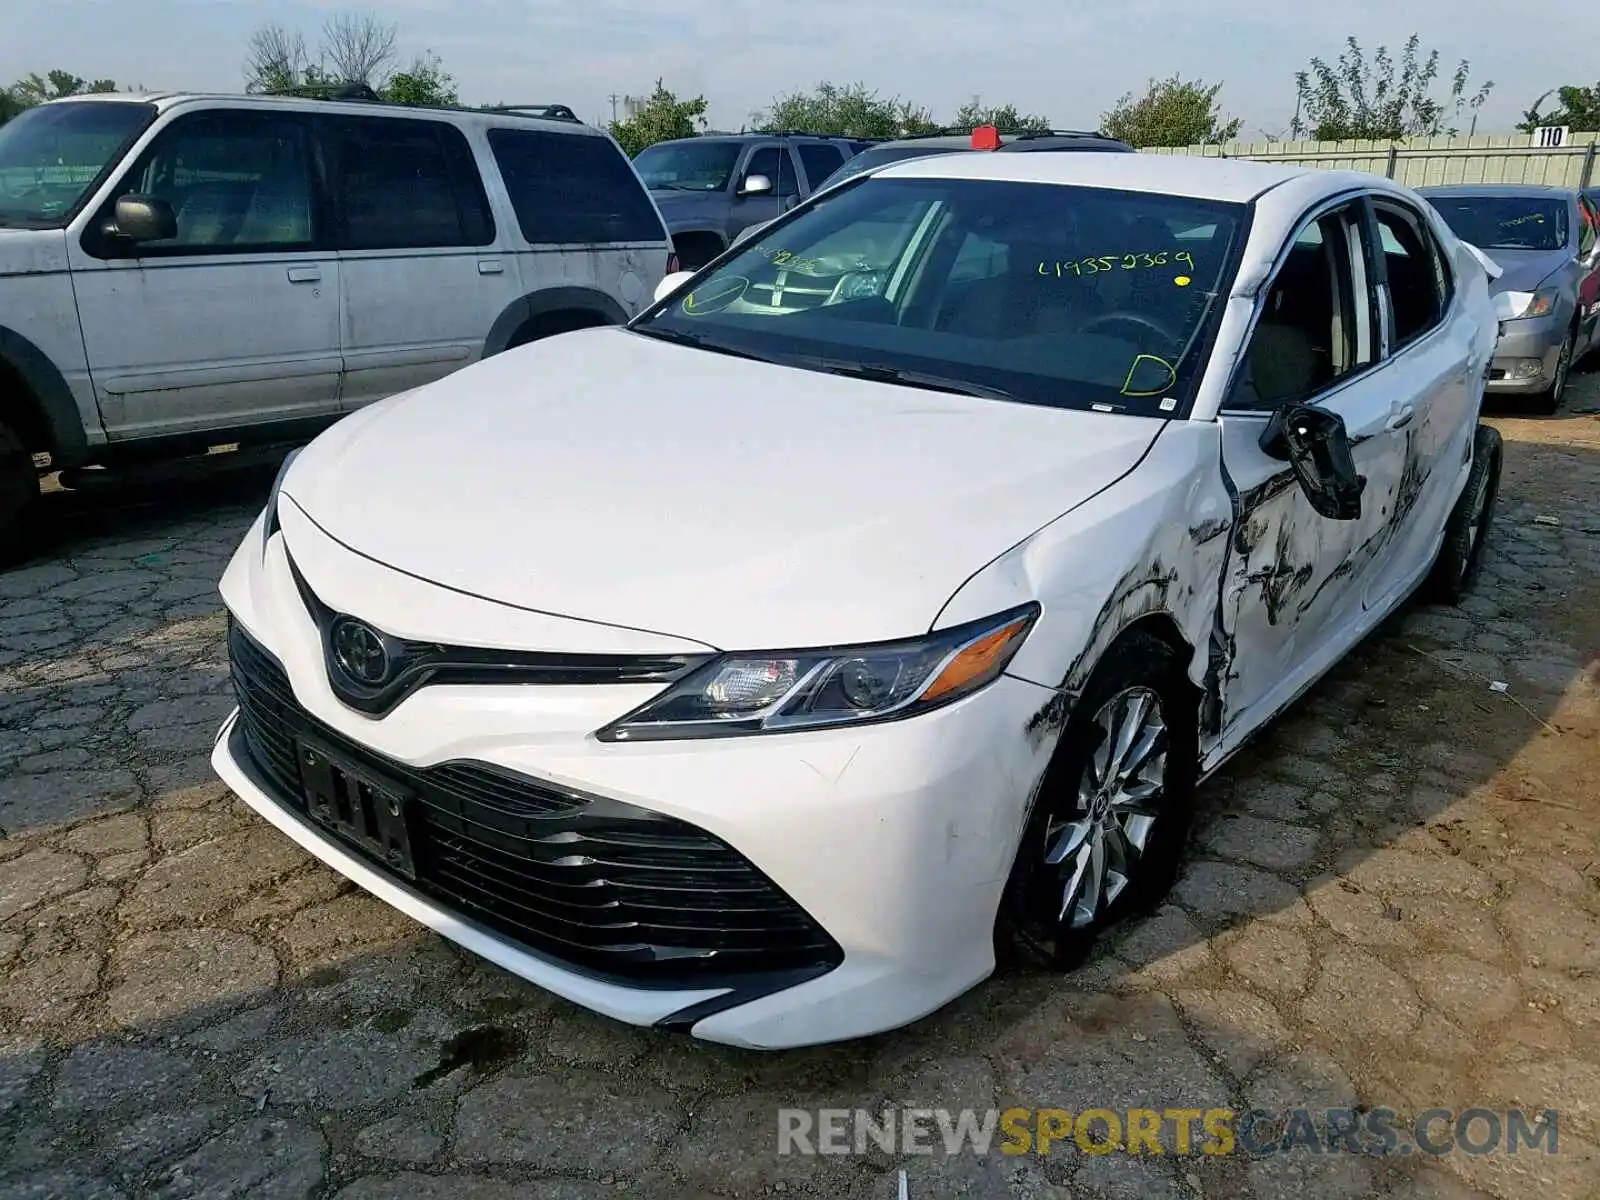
[646,132,861,147]
[872,149,1315,203]
[1419,183,1575,198]
[862,131,1129,152]
[44,90,606,134]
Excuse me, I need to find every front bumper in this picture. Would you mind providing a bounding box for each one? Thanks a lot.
[212,512,1060,1048]
[1485,316,1564,394]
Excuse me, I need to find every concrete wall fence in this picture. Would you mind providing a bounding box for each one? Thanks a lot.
[1143,132,1599,191]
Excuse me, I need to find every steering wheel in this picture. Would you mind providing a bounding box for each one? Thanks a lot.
[1077,311,1184,347]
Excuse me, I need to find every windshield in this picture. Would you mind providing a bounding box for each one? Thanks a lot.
[633,140,742,193]
[633,176,1246,416]
[0,101,156,228]
[1427,195,1571,252]
[818,145,970,190]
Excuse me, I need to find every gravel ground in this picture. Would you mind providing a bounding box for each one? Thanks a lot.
[3,369,1600,1199]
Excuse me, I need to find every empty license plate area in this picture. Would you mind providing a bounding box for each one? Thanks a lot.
[295,738,417,880]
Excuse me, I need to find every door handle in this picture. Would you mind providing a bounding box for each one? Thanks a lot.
[286,267,320,284]
[477,260,504,275]
[1386,405,1415,430]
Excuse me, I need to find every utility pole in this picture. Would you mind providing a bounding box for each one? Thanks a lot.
[608,93,620,124]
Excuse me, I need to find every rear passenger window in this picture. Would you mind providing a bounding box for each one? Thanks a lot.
[326,116,493,250]
[486,128,667,244]
[1374,204,1449,349]
[796,143,844,188]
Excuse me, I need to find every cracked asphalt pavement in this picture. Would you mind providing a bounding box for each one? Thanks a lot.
[3,373,1600,1199]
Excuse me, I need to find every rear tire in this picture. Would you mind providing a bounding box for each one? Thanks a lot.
[1423,423,1502,605]
[0,420,42,566]
[995,631,1199,971]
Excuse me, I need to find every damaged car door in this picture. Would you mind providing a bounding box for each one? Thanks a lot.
[1356,198,1488,612]
[1213,194,1409,738]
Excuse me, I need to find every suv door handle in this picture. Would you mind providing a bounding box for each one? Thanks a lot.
[286,267,321,284]
[1386,404,1415,430]
[477,260,504,275]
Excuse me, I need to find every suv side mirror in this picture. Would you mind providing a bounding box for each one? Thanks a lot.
[110,195,177,244]
[1265,403,1366,521]
[739,174,773,197]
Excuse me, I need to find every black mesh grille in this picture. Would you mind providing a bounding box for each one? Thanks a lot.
[227,620,842,987]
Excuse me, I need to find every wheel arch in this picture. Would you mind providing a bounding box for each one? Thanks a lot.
[482,287,630,357]
[0,324,89,466]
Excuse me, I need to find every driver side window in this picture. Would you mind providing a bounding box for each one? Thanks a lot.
[1227,204,1373,412]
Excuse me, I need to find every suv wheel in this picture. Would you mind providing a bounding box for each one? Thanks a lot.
[0,419,42,563]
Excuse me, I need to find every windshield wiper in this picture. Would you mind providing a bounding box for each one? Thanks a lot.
[630,325,770,363]
[812,360,1020,403]
[649,183,705,192]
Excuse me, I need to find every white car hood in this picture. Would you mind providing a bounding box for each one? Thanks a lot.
[282,327,1163,650]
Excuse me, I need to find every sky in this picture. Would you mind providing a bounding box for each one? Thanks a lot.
[4,0,1591,138]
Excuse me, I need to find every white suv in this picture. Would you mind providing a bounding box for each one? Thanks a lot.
[0,90,672,553]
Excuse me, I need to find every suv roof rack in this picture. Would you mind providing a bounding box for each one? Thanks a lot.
[740,130,859,140]
[256,86,584,124]
[266,82,384,102]
[1008,128,1116,141]
[479,103,581,123]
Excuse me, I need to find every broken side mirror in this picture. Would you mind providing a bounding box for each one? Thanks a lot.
[1263,403,1366,521]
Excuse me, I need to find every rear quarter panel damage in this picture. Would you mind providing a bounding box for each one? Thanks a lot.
[934,420,1233,746]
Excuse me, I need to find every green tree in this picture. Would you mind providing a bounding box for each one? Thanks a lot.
[608,80,708,156]
[1517,83,1600,132]
[0,88,25,126]
[1291,35,1492,141]
[755,81,937,138]
[381,53,458,107]
[1101,75,1242,148]
[948,97,1051,135]
[10,70,119,107]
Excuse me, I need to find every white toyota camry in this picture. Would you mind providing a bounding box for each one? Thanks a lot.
[213,150,1503,1050]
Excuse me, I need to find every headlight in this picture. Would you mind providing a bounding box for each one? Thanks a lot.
[262,447,301,552]
[1494,287,1558,321]
[596,603,1040,742]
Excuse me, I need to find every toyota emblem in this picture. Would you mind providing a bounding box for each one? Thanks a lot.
[330,617,391,686]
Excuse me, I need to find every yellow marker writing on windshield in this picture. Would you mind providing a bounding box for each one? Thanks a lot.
[1038,249,1197,277]
[681,276,749,315]
[1121,354,1178,397]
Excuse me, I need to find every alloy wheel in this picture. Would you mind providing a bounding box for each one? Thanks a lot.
[1043,686,1168,931]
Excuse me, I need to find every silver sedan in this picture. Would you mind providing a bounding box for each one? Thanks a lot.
[1420,183,1600,413]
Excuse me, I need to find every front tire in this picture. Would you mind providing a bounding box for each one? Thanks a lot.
[996,631,1199,970]
[1423,423,1502,605]
[1537,329,1574,415]
[0,420,41,565]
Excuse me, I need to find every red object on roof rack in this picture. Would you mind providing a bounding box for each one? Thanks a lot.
[971,125,1002,150]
